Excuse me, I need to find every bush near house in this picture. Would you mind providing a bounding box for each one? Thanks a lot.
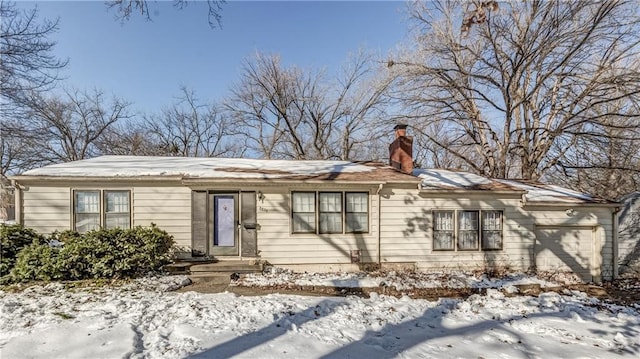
[0,225,46,277]
[11,241,62,281]
[1,224,175,283]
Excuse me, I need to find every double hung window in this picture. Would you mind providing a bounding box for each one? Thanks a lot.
[74,190,131,232]
[292,192,316,233]
[292,191,369,234]
[432,210,503,251]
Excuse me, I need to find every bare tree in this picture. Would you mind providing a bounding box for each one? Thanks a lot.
[411,121,471,170]
[548,105,640,200]
[143,87,243,157]
[107,0,225,28]
[2,89,132,174]
[95,120,164,156]
[390,0,640,182]
[226,51,392,160]
[0,0,67,118]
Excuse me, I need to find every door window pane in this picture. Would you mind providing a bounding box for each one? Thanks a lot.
[346,192,368,233]
[292,192,315,232]
[433,211,454,250]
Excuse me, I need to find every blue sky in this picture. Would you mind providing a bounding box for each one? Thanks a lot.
[19,1,411,115]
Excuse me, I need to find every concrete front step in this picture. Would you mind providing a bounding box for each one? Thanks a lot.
[188,273,232,285]
[189,261,264,274]
[164,259,217,274]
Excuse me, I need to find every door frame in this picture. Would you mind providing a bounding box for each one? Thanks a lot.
[209,191,240,257]
[191,189,260,259]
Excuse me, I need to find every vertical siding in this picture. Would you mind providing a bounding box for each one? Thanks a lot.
[255,187,380,265]
[22,186,70,234]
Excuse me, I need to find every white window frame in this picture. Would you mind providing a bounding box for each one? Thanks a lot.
[74,190,101,233]
[457,210,480,251]
[319,192,343,234]
[433,210,455,251]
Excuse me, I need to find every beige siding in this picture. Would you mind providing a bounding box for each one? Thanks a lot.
[20,183,193,249]
[22,186,70,234]
[17,179,615,281]
[379,188,534,271]
[378,189,615,281]
[255,187,380,265]
[132,186,192,247]
[619,194,639,273]
[534,227,593,280]
[527,207,615,281]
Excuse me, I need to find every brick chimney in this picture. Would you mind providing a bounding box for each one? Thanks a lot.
[389,124,413,174]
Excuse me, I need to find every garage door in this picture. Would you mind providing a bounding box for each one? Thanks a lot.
[534,227,593,281]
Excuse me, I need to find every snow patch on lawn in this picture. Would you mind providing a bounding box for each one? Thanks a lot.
[2,274,639,358]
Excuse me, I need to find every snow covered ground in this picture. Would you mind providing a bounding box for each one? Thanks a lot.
[1,274,639,359]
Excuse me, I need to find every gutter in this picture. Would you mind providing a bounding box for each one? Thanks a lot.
[10,175,185,183]
[419,189,527,196]
[10,179,22,225]
[522,201,621,208]
[10,175,421,188]
[376,183,384,266]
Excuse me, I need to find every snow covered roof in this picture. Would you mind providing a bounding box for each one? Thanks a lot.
[495,179,598,203]
[414,168,610,204]
[17,156,419,183]
[15,157,613,204]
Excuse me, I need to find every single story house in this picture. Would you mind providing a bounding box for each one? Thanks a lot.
[9,126,620,282]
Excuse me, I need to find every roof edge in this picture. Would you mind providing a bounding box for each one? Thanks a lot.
[419,189,526,195]
[522,201,620,208]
